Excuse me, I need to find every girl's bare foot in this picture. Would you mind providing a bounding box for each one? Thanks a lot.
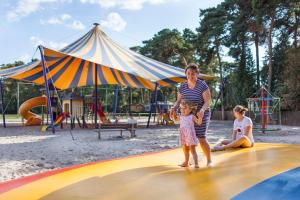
[178,162,189,167]
[194,164,199,168]
[207,161,213,168]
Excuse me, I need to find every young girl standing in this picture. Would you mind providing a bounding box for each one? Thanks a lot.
[172,101,202,168]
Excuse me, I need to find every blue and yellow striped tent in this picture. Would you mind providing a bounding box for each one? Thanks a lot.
[0,24,214,90]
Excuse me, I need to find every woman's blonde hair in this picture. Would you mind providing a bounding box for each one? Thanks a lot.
[233,105,248,115]
[180,100,198,115]
[185,63,199,74]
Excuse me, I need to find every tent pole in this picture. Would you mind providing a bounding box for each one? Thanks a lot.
[38,45,55,133]
[128,87,131,115]
[147,83,158,128]
[154,86,158,122]
[70,96,74,129]
[0,79,6,128]
[113,85,119,118]
[94,64,98,129]
[105,88,108,112]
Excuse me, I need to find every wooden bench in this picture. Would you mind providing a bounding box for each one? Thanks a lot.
[96,123,137,140]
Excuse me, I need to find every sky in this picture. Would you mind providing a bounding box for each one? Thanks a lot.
[0,0,225,65]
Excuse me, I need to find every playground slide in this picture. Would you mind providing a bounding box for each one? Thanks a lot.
[19,96,47,126]
[41,113,69,132]
[96,109,110,124]
[92,103,110,124]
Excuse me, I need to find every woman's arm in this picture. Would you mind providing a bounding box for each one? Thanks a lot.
[243,125,252,138]
[192,115,202,125]
[171,93,182,112]
[197,88,211,119]
[232,130,237,140]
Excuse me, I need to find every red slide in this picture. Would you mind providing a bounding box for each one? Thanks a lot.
[92,103,110,124]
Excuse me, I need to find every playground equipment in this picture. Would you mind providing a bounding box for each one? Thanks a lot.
[19,96,47,126]
[85,95,111,125]
[247,85,281,132]
[0,143,299,200]
[41,112,70,132]
[157,109,174,125]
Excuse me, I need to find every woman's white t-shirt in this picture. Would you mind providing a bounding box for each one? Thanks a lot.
[233,116,254,143]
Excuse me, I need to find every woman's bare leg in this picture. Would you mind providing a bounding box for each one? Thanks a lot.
[215,139,231,147]
[221,140,231,145]
[212,139,232,151]
[180,145,190,167]
[199,138,212,166]
[190,145,199,168]
[223,136,252,149]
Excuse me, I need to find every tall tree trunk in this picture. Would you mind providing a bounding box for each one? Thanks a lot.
[216,41,224,120]
[267,14,275,92]
[255,31,260,88]
[293,12,299,48]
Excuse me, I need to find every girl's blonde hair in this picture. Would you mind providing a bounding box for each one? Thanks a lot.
[233,105,248,115]
[180,100,198,115]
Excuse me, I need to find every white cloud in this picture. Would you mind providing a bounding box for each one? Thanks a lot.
[7,0,72,21]
[80,0,179,10]
[100,12,127,32]
[40,14,85,30]
[67,20,86,30]
[61,13,71,21]
[19,54,31,63]
[30,36,45,46]
[30,36,68,50]
[48,41,68,49]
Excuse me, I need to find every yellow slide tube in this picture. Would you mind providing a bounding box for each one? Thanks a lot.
[19,96,48,126]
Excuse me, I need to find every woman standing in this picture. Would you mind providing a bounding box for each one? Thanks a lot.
[171,63,212,167]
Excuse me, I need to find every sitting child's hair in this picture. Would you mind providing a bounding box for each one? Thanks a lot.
[233,105,248,115]
[180,100,198,115]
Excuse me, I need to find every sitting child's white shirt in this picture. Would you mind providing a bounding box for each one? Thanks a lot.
[233,116,254,143]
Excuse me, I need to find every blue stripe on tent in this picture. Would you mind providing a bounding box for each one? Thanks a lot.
[127,49,184,77]
[128,46,186,72]
[24,56,69,81]
[81,33,98,60]
[61,29,94,54]
[110,69,121,85]
[44,56,61,62]
[118,72,130,86]
[232,167,300,200]
[109,38,184,78]
[127,73,144,88]
[137,52,185,72]
[101,37,165,80]
[69,59,86,88]
[98,34,112,68]
[0,61,39,77]
[97,65,107,85]
[86,62,93,86]
[51,57,76,83]
[60,30,93,53]
[99,34,135,75]
[67,30,95,55]
[161,77,184,85]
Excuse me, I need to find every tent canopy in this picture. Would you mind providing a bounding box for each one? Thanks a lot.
[0,24,214,90]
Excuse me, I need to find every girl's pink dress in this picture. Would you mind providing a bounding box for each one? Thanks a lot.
[179,114,199,146]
